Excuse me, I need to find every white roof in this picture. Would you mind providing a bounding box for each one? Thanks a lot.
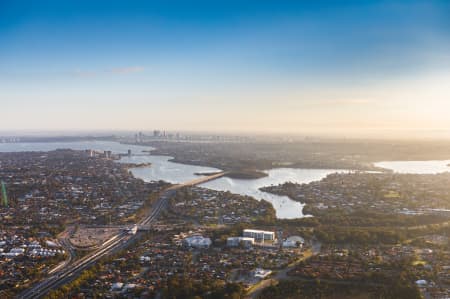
[286,236,305,243]
[111,282,124,290]
[254,268,272,278]
[282,240,298,247]
[184,235,212,247]
[415,280,427,285]
[244,229,274,234]
[46,240,58,247]
[228,237,254,241]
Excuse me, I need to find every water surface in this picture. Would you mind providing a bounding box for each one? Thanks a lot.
[0,141,150,154]
[375,160,450,174]
[0,141,344,218]
[119,155,220,184]
[200,168,346,218]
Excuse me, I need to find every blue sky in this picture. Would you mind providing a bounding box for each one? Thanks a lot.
[0,0,449,137]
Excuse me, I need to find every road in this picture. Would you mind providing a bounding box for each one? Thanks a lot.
[245,248,391,299]
[167,171,229,190]
[18,188,171,299]
[48,227,76,275]
[19,171,227,299]
[246,250,313,299]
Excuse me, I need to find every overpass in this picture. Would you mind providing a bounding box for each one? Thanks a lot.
[19,171,229,298]
[138,171,228,231]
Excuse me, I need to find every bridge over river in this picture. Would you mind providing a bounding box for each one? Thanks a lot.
[167,171,229,189]
[138,171,228,230]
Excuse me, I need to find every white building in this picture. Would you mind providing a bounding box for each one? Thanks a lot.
[110,282,124,291]
[10,248,25,254]
[182,235,212,249]
[243,229,275,241]
[227,237,255,247]
[282,236,304,248]
[254,268,272,279]
[140,256,151,262]
[415,280,428,287]
[46,240,58,247]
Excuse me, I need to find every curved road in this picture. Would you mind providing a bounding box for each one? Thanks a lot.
[18,188,170,299]
[19,172,227,299]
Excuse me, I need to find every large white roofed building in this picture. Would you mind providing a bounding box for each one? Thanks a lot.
[182,235,212,249]
[243,229,275,241]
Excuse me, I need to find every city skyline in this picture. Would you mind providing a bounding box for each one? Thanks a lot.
[1,1,450,138]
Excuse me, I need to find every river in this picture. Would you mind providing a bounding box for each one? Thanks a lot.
[375,160,450,174]
[0,141,343,218]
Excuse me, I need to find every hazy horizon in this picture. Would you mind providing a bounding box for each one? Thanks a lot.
[1,1,449,139]
[4,128,450,142]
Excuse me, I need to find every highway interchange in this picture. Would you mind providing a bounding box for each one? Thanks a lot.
[19,172,226,299]
[19,188,172,299]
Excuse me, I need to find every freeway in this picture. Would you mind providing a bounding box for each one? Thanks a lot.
[18,188,171,299]
[19,233,129,299]
[167,171,229,190]
[18,172,226,298]
[48,226,77,275]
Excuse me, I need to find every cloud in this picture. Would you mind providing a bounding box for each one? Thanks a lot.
[108,66,145,74]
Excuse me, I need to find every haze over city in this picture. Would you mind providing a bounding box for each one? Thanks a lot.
[1,0,449,138]
[3,2,450,299]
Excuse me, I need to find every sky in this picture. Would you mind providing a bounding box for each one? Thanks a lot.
[0,0,449,138]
